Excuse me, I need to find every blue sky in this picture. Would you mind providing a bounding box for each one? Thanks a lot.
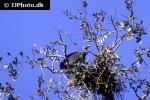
[0,0,150,99]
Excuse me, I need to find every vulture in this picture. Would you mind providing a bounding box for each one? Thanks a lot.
[60,45,90,69]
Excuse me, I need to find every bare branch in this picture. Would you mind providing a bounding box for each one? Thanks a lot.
[110,15,119,48]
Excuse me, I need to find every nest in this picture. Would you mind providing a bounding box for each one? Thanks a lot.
[65,60,126,100]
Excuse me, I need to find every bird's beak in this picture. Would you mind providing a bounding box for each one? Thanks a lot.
[86,45,90,49]
[84,45,90,53]
[85,45,90,48]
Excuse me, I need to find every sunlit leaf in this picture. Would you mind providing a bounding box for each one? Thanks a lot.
[114,54,119,59]
[137,58,143,66]
[108,31,112,34]
[126,34,133,40]
[4,64,8,69]
[127,28,132,32]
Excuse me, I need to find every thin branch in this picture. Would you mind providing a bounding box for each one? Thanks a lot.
[129,81,141,100]
[113,34,125,53]
[133,66,147,81]
[141,87,150,100]
[86,23,100,53]
[110,15,119,48]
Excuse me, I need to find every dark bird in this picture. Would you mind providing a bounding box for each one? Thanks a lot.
[60,45,90,70]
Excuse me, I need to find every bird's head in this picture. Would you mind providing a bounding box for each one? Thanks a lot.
[83,45,90,53]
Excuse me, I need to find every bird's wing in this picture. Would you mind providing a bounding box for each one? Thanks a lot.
[67,52,78,57]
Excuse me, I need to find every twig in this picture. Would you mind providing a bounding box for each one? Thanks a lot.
[113,34,125,53]
[110,15,119,48]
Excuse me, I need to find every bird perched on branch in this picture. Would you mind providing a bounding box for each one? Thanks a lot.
[60,45,90,70]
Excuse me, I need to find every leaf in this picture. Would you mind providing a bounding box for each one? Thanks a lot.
[6,82,10,85]
[12,69,17,76]
[127,28,132,32]
[12,61,17,65]
[73,42,77,45]
[143,88,149,94]
[147,53,150,59]
[114,54,120,60]
[106,46,112,53]
[137,85,141,89]
[101,17,104,22]
[37,89,44,96]
[82,1,88,8]
[7,52,11,56]
[120,20,129,29]
[49,78,54,82]
[126,34,133,40]
[13,57,18,65]
[105,83,108,88]
[8,63,14,70]
[4,64,8,69]
[0,83,2,88]
[54,89,59,94]
[38,75,44,83]
[136,37,142,44]
[108,31,112,34]
[45,97,49,100]
[140,20,143,25]
[0,56,2,63]
[137,58,143,66]
[19,51,24,58]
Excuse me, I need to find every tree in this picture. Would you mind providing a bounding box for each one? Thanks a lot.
[0,0,150,100]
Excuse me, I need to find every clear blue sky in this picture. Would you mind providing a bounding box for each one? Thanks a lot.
[0,0,150,100]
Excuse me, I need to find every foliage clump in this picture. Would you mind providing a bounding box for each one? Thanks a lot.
[64,49,126,100]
